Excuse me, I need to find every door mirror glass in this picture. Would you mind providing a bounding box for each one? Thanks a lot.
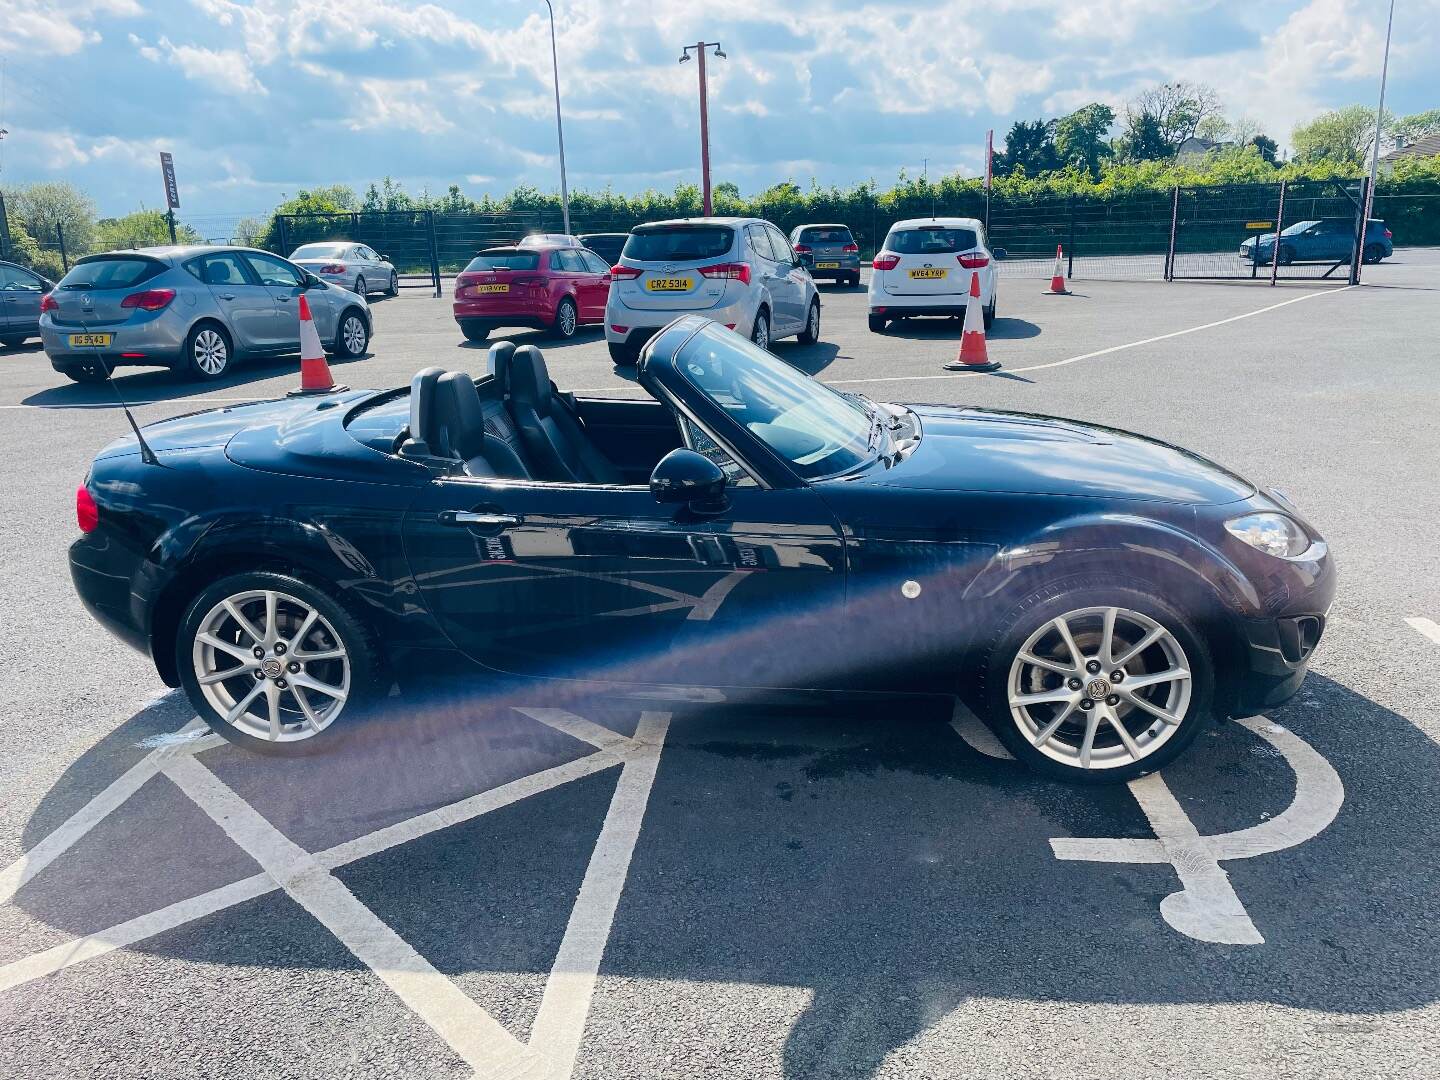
[796,251,815,267]
[650,448,727,506]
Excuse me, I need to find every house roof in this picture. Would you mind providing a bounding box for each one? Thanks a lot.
[1382,132,1440,161]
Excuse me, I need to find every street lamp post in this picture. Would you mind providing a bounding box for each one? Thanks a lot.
[679,41,726,215]
[541,0,570,234]
[1362,0,1395,251]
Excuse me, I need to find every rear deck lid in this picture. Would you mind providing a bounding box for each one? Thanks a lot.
[880,226,978,296]
[50,255,170,328]
[615,225,735,311]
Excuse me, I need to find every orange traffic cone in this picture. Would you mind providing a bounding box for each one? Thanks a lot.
[1046,244,1069,294]
[944,271,1000,372]
[288,294,349,395]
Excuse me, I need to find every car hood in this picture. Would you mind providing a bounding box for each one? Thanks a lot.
[862,404,1255,505]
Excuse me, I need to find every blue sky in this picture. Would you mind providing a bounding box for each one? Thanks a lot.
[1,0,1436,224]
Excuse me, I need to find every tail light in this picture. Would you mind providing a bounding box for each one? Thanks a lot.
[793,244,812,254]
[842,243,859,253]
[120,289,176,312]
[700,263,751,285]
[40,293,59,314]
[611,264,643,280]
[319,263,347,275]
[872,253,900,271]
[1385,228,1393,239]
[957,253,990,269]
[76,486,99,533]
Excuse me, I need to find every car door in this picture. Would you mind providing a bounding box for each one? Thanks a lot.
[578,250,612,321]
[0,264,47,337]
[242,251,317,348]
[193,251,280,350]
[765,224,808,330]
[745,225,790,332]
[1316,220,1352,261]
[551,249,588,320]
[402,478,681,679]
[358,245,386,283]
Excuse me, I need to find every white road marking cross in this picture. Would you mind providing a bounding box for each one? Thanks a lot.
[950,702,1344,945]
[0,706,672,1080]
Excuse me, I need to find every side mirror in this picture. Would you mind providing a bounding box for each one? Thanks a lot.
[796,251,814,267]
[650,448,727,507]
[304,273,325,289]
[992,247,1007,260]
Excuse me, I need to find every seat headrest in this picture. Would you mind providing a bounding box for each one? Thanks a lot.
[432,371,487,462]
[486,341,516,396]
[407,367,446,452]
[509,344,552,415]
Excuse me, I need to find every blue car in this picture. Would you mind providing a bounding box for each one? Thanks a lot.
[1241,218,1392,266]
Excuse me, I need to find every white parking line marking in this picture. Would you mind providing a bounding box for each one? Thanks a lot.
[517,707,640,755]
[830,286,1355,387]
[530,711,670,1080]
[1406,617,1440,646]
[162,754,551,1079]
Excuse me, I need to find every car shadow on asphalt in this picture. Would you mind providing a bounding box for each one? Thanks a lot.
[775,341,841,376]
[0,340,44,355]
[19,350,378,408]
[458,328,605,353]
[10,671,1439,1074]
[879,316,1041,341]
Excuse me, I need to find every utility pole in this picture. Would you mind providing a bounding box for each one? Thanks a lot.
[679,41,726,215]
[541,1,570,234]
[1362,0,1395,245]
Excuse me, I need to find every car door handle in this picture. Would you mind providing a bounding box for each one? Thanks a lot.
[441,511,521,527]
[215,293,237,300]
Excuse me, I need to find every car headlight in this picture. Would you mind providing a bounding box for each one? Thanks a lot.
[1224,512,1312,559]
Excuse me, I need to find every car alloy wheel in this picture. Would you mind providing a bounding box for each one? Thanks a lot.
[556,298,577,338]
[1007,605,1192,771]
[798,299,820,344]
[388,271,399,295]
[355,275,367,296]
[191,588,351,744]
[751,310,770,350]
[192,327,229,376]
[340,312,368,356]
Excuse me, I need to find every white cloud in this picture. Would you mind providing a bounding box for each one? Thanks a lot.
[130,34,267,95]
[346,79,455,135]
[1,0,142,56]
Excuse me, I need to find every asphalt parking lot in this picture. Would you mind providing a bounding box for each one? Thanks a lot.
[2,251,1439,1079]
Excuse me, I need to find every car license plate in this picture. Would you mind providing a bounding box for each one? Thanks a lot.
[816,261,840,269]
[646,277,693,292]
[68,333,112,347]
[908,268,947,280]
[476,284,509,294]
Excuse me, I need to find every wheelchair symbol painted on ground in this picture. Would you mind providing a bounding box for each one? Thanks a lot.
[951,703,1345,945]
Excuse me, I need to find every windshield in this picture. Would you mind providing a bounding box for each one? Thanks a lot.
[1280,220,1320,236]
[465,251,540,271]
[885,227,978,254]
[676,324,874,479]
[58,257,164,290]
[291,243,349,259]
[623,226,734,262]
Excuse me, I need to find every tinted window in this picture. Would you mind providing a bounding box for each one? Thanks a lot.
[465,251,541,271]
[745,225,777,262]
[677,325,873,480]
[623,226,734,262]
[580,250,610,274]
[193,252,254,286]
[554,250,587,273]
[885,227,978,254]
[798,227,853,244]
[0,265,44,290]
[766,226,796,263]
[244,253,304,287]
[58,257,164,290]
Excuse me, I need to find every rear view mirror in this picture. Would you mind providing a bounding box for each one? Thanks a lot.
[650,448,727,509]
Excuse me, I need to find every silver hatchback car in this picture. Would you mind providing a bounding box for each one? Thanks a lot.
[41,246,372,383]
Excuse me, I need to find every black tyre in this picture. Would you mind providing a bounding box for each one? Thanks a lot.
[185,321,233,381]
[750,308,771,351]
[551,296,578,339]
[354,275,367,297]
[386,271,400,296]
[1276,245,1295,267]
[983,300,996,331]
[460,319,492,343]
[975,575,1214,784]
[608,340,639,366]
[331,308,369,358]
[867,314,888,333]
[65,359,111,383]
[798,298,821,344]
[1363,244,1385,265]
[850,273,863,288]
[176,571,384,756]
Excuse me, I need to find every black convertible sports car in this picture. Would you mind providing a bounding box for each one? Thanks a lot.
[71,315,1335,782]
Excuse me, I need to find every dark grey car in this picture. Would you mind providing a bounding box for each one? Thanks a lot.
[40,245,372,383]
[789,223,862,286]
[0,260,55,348]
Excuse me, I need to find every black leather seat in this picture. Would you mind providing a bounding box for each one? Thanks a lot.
[401,366,446,456]
[477,342,528,474]
[429,371,528,479]
[508,345,622,484]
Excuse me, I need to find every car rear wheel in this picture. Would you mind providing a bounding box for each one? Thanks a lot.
[186,322,232,381]
[849,273,862,287]
[984,299,996,331]
[976,576,1214,784]
[178,572,382,755]
[1276,245,1295,267]
[798,299,821,344]
[332,309,369,358]
[459,319,492,342]
[551,297,578,339]
[751,308,770,350]
[867,314,888,333]
[1363,244,1385,264]
[354,275,367,297]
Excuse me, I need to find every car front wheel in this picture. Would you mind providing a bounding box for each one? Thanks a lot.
[977,576,1214,783]
[177,572,382,755]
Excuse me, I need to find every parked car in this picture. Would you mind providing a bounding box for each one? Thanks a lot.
[40,246,372,383]
[789,223,862,286]
[452,242,611,342]
[1240,218,1392,265]
[288,242,398,297]
[605,217,821,364]
[868,217,999,333]
[70,315,1334,783]
[0,259,55,348]
[578,232,630,265]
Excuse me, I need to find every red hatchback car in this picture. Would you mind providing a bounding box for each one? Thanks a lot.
[452,242,612,342]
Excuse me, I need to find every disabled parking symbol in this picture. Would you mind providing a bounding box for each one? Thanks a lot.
[951,707,1345,945]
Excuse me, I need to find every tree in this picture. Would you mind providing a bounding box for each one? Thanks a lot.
[1292,105,1389,165]
[6,181,98,255]
[1,206,42,266]
[273,185,360,216]
[1116,112,1172,162]
[1195,114,1230,143]
[1394,109,1440,146]
[95,209,201,250]
[994,119,1058,176]
[1053,103,1115,175]
[1250,134,1280,165]
[1123,82,1224,156]
[361,177,414,213]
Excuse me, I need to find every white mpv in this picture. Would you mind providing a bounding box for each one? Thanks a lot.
[867,217,1000,333]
